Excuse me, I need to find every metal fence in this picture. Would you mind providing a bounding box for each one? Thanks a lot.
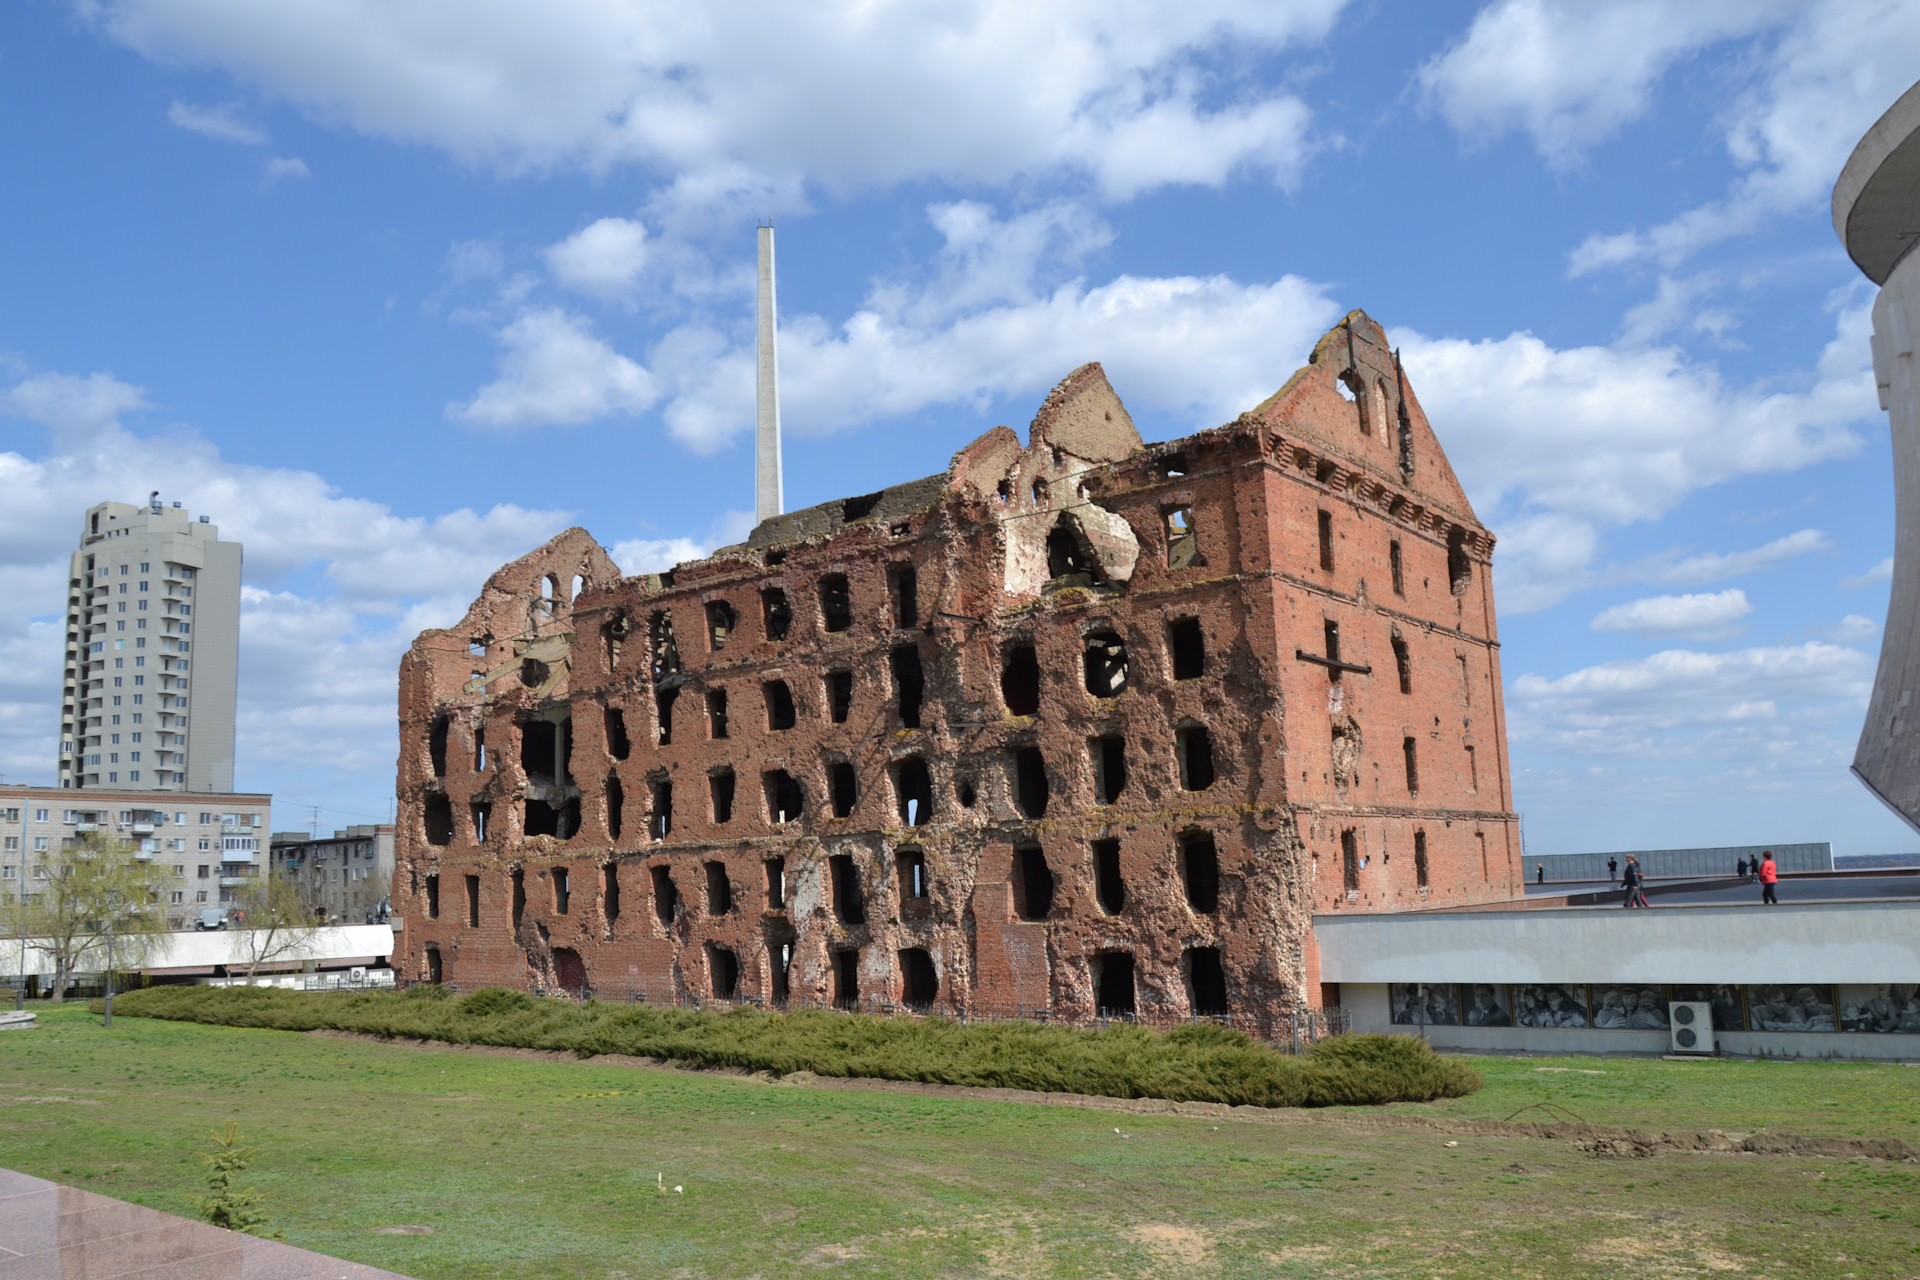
[1527,842,1832,882]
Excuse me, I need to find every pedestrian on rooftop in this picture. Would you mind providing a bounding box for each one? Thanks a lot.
[1536,862,1545,885]
[1759,850,1779,905]
[1621,855,1650,908]
[1607,856,1618,883]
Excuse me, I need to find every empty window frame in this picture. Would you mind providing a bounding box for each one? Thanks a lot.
[1090,735,1127,804]
[605,774,624,840]
[1092,838,1125,915]
[1164,506,1199,569]
[706,689,729,739]
[474,725,488,772]
[425,873,440,919]
[603,864,621,924]
[1092,951,1135,1015]
[1323,620,1343,682]
[465,874,480,927]
[1176,726,1215,791]
[651,865,679,922]
[761,587,792,641]
[1169,618,1204,680]
[1045,514,1103,581]
[898,947,938,1007]
[471,801,491,844]
[428,714,449,778]
[1317,508,1335,572]
[1012,747,1049,819]
[1012,845,1054,920]
[650,779,673,840]
[1341,828,1360,893]
[1001,643,1040,716]
[819,574,853,633]
[1402,736,1420,795]
[829,760,858,818]
[825,669,853,723]
[1186,947,1228,1016]
[1389,539,1405,596]
[768,937,793,1004]
[1448,527,1472,595]
[512,868,526,931]
[1392,633,1412,694]
[655,688,678,746]
[649,610,681,681]
[424,796,453,846]
[765,857,786,910]
[710,768,736,824]
[765,680,797,731]
[889,564,919,629]
[1181,830,1220,912]
[829,854,865,925]
[602,614,628,669]
[705,860,732,915]
[1083,630,1128,697]
[890,645,925,728]
[896,847,928,905]
[894,757,933,827]
[605,707,631,759]
[1466,744,1478,793]
[832,949,860,1009]
[766,769,803,824]
[707,944,740,999]
[1414,831,1429,889]
[553,866,571,915]
[705,600,736,650]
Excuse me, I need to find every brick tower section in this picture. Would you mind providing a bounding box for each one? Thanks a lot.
[390,311,1519,1031]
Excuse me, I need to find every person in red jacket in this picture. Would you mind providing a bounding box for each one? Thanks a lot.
[1759,850,1779,905]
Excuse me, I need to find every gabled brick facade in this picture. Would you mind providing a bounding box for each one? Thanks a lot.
[391,311,1519,1030]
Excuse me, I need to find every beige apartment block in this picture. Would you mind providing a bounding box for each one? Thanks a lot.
[269,824,395,924]
[58,497,242,793]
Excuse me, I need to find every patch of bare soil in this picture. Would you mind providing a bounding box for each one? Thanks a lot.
[302,1029,1918,1162]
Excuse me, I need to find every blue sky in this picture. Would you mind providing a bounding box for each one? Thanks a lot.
[1,0,1916,855]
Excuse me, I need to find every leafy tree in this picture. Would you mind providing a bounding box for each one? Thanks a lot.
[231,875,320,981]
[190,1123,281,1238]
[2,832,169,1001]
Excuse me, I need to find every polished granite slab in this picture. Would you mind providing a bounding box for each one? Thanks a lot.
[0,1167,410,1279]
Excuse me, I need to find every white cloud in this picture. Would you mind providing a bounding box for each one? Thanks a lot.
[264,155,309,180]
[1841,556,1894,590]
[167,99,266,145]
[545,217,649,301]
[89,0,1346,200]
[610,508,754,575]
[1510,641,1875,761]
[3,371,150,446]
[448,307,658,429]
[1398,300,1876,611]
[1654,528,1832,587]
[1590,588,1753,640]
[1824,613,1879,644]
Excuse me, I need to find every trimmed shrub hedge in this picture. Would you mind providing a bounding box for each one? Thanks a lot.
[100,985,1480,1108]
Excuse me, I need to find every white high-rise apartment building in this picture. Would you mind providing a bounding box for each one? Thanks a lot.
[58,495,242,793]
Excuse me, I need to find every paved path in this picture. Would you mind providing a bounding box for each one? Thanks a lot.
[0,1167,409,1279]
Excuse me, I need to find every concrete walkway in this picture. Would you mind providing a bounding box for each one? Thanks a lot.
[0,1167,408,1279]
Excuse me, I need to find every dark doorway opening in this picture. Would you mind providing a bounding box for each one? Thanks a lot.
[1012,845,1054,920]
[1093,838,1125,915]
[1186,947,1227,1015]
[829,854,865,924]
[652,865,679,923]
[707,945,739,999]
[1001,644,1040,715]
[1170,618,1205,680]
[833,948,860,1008]
[1093,952,1136,1015]
[899,948,938,1007]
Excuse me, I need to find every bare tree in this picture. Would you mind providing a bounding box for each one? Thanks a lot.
[6,833,170,1001]
[232,876,320,982]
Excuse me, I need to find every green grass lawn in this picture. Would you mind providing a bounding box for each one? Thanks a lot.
[4,1003,1919,1278]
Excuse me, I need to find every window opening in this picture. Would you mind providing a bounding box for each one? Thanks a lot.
[705,600,736,650]
[765,680,796,730]
[651,865,678,923]
[1389,540,1405,596]
[1341,829,1360,892]
[1414,831,1429,888]
[603,864,620,924]
[1323,620,1342,682]
[819,575,853,632]
[424,796,453,846]
[655,688,678,746]
[891,645,925,728]
[706,689,728,739]
[1170,618,1204,680]
[605,774,624,840]
[955,778,977,808]
[1164,507,1199,570]
[1466,744,1478,793]
[465,874,480,928]
[424,944,442,984]
[762,587,792,641]
[512,868,525,931]
[650,779,673,839]
[1392,633,1412,694]
[1091,736,1127,804]
[1046,515,1103,581]
[1093,838,1125,915]
[1176,727,1215,791]
[428,714,449,778]
[1031,477,1049,506]
[829,854,865,924]
[826,670,853,723]
[1317,509,1334,571]
[889,564,919,628]
[1448,527,1472,595]
[1012,747,1049,818]
[1403,737,1420,795]
[1093,952,1135,1015]
[766,769,803,823]
[519,715,568,785]
[829,761,858,819]
[552,867,570,915]
[710,769,736,824]
[1083,630,1128,697]
[471,801,491,844]
[1172,830,1220,914]
[425,874,440,919]
[899,948,938,1008]
[896,847,928,904]
[707,944,740,999]
[649,610,680,682]
[832,949,860,1009]
[605,707,630,760]
[894,757,933,826]
[1012,845,1054,920]
[1458,653,1472,705]
[769,938,792,1004]
[1186,947,1227,1016]
[1001,643,1040,716]
[765,857,786,910]
[705,861,732,915]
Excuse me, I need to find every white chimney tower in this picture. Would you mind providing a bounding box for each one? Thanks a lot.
[755,225,784,523]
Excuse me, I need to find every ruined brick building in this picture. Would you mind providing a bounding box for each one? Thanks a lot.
[390,312,1519,1030]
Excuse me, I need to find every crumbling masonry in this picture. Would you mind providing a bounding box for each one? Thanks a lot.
[391,312,1519,1030]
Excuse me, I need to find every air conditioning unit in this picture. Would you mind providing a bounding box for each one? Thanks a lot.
[1669,1001,1715,1055]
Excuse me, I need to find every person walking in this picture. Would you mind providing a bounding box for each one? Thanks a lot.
[1536,863,1545,885]
[1759,850,1779,905]
[1607,856,1618,883]
[1621,855,1650,908]
[1736,856,1748,880]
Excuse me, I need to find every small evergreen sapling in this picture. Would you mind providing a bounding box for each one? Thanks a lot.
[191,1123,282,1239]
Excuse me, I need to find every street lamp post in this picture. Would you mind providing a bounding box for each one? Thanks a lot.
[102,889,116,1028]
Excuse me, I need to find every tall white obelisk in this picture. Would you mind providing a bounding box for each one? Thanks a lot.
[755,225,784,523]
